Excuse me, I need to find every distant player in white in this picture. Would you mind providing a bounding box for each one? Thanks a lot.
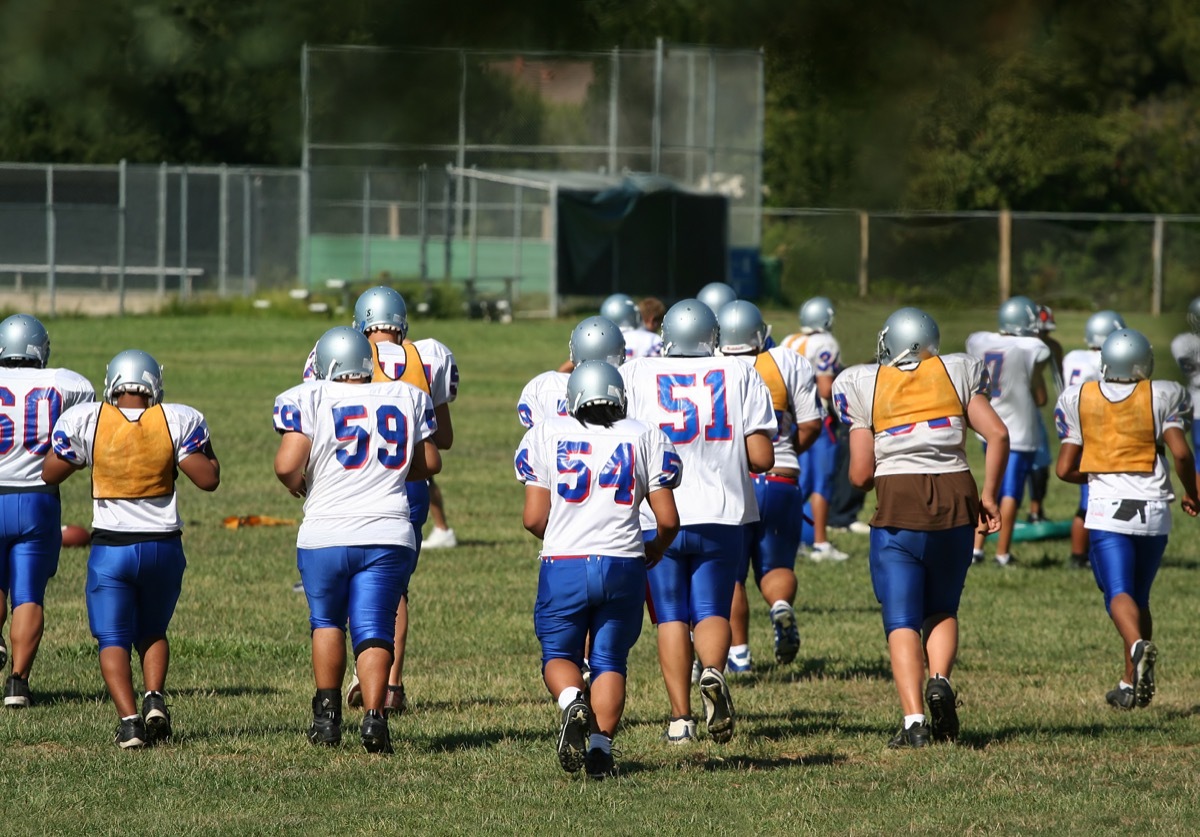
[600,293,663,360]
[620,299,776,744]
[781,296,848,561]
[517,317,626,429]
[0,314,93,710]
[1061,310,1127,569]
[834,308,1008,748]
[1054,328,1198,711]
[515,360,680,779]
[43,350,219,749]
[277,327,440,754]
[1171,297,1200,483]
[716,301,821,673]
[1026,305,1063,524]
[965,295,1051,566]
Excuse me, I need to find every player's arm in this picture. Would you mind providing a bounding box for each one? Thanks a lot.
[846,427,875,491]
[644,488,680,569]
[408,439,442,481]
[1164,426,1199,516]
[179,440,220,491]
[522,485,551,539]
[274,432,312,498]
[1055,442,1085,485]
[745,431,774,473]
[1031,359,1049,407]
[431,403,453,450]
[967,392,1008,533]
[793,418,821,454]
[816,373,833,403]
[41,450,82,485]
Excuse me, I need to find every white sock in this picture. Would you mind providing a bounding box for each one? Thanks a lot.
[930,673,951,686]
[904,713,926,729]
[972,549,985,559]
[996,553,1011,565]
[121,713,141,722]
[589,733,611,753]
[729,644,749,658]
[813,541,832,550]
[771,599,791,612]
[1119,680,1133,691]
[556,687,583,710]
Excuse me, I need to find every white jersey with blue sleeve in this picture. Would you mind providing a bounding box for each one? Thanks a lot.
[517,370,570,428]
[274,380,437,550]
[515,416,681,558]
[780,331,842,378]
[620,355,776,526]
[622,327,663,360]
[726,348,821,472]
[50,402,209,533]
[1171,331,1200,418]
[302,338,458,407]
[965,331,1051,452]
[0,367,94,486]
[1062,348,1103,390]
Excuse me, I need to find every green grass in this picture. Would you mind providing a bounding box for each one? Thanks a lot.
[3,305,1199,835]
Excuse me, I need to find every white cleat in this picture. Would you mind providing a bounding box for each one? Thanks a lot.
[809,542,849,562]
[423,527,458,549]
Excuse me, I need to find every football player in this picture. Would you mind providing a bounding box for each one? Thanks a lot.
[305,286,457,717]
[1170,297,1200,484]
[1054,329,1198,710]
[1061,310,1127,568]
[515,361,680,779]
[716,301,821,673]
[781,296,848,561]
[276,327,440,753]
[517,317,626,429]
[43,350,219,749]
[599,293,663,361]
[834,308,1007,748]
[1026,305,1065,525]
[965,295,1051,566]
[0,315,94,709]
[620,299,776,744]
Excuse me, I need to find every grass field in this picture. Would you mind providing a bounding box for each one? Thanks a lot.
[2,303,1199,835]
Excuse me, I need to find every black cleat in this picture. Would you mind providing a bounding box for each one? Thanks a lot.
[142,691,172,742]
[585,746,618,780]
[1131,640,1157,708]
[888,722,931,749]
[115,716,147,750]
[556,696,591,773]
[1106,683,1135,710]
[360,710,393,754]
[4,675,31,709]
[925,677,959,743]
[308,694,342,747]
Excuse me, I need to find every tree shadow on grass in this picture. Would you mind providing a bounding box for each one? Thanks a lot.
[700,752,843,771]
[412,694,548,713]
[422,727,550,752]
[954,722,1115,749]
[789,656,893,683]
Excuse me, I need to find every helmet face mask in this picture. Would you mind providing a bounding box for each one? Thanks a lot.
[696,282,737,317]
[998,296,1040,337]
[661,299,719,358]
[599,294,639,330]
[1100,328,1154,382]
[0,314,51,367]
[353,286,408,338]
[717,300,767,355]
[1084,310,1126,349]
[313,326,374,382]
[569,316,626,366]
[104,350,164,405]
[798,296,835,334]
[567,360,626,415]
[876,307,940,367]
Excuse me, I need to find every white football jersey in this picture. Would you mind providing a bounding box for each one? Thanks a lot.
[51,402,210,533]
[727,348,821,471]
[1055,380,1191,535]
[515,416,681,557]
[274,380,437,550]
[0,367,94,487]
[1062,348,1103,389]
[1171,331,1200,417]
[833,354,987,477]
[302,338,458,407]
[517,370,570,428]
[965,331,1051,451]
[620,355,776,527]
[780,331,842,378]
[622,327,663,360]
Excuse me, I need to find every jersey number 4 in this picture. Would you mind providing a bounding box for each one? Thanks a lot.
[557,441,635,504]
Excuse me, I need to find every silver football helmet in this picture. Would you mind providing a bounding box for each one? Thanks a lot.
[567,360,627,415]
[1188,296,1200,335]
[997,295,1040,336]
[798,296,836,334]
[353,286,408,337]
[717,300,767,355]
[104,350,164,405]
[1036,304,1057,333]
[0,314,51,367]
[312,326,374,382]
[599,293,639,330]
[1084,310,1126,349]
[661,299,719,357]
[876,307,941,367]
[569,316,626,366]
[1100,328,1154,382]
[697,282,737,316]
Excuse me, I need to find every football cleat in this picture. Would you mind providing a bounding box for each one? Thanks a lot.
[585,745,619,780]
[725,647,752,675]
[887,722,931,749]
[557,696,591,773]
[1131,639,1157,708]
[1106,683,1136,710]
[346,673,362,708]
[924,677,959,743]
[810,542,849,562]
[662,716,697,744]
[422,527,457,549]
[308,694,342,747]
[690,657,702,685]
[770,601,801,665]
[0,637,6,671]
[361,710,393,754]
[3,675,31,709]
[115,716,147,750]
[698,667,735,744]
[142,691,171,742]
[384,684,408,718]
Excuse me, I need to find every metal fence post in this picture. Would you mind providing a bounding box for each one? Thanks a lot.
[157,163,167,300]
[469,173,478,280]
[444,165,453,282]
[513,186,523,296]
[858,211,870,299]
[652,38,664,174]
[455,50,467,237]
[998,208,1012,303]
[362,168,372,281]
[243,172,253,295]
[418,164,428,281]
[548,181,558,318]
[608,47,619,174]
[706,50,717,181]
[180,165,189,301]
[1152,215,1164,316]
[46,165,56,317]
[117,160,127,315]
[218,164,229,297]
